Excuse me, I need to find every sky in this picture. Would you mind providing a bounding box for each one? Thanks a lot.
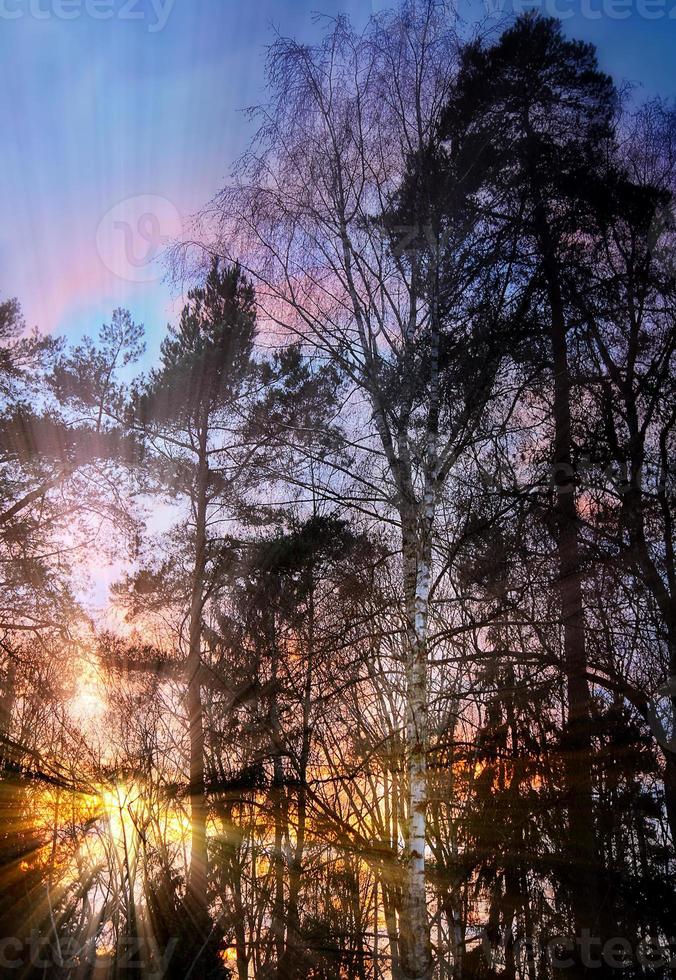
[0,0,674,362]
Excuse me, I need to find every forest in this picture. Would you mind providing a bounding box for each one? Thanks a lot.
[0,4,675,978]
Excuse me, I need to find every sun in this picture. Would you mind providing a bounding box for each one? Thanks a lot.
[85,781,148,874]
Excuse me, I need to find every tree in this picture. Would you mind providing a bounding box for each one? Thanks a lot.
[572,99,676,845]
[187,6,514,974]
[222,512,378,978]
[445,14,620,955]
[51,307,145,434]
[127,258,258,957]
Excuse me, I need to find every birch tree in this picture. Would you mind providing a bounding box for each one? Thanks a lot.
[184,5,513,974]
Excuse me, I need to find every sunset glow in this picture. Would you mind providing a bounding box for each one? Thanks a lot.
[1,2,674,978]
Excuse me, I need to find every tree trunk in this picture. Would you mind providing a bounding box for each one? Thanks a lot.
[535,199,601,952]
[278,607,313,980]
[231,832,249,979]
[383,884,404,980]
[186,424,209,937]
[398,293,439,980]
[656,628,676,846]
[0,657,16,772]
[663,750,676,848]
[270,628,287,975]
[399,523,432,980]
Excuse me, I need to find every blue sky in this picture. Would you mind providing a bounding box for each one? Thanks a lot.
[1,0,673,361]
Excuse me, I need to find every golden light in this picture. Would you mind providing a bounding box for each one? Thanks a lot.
[99,782,141,843]
[220,947,239,968]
